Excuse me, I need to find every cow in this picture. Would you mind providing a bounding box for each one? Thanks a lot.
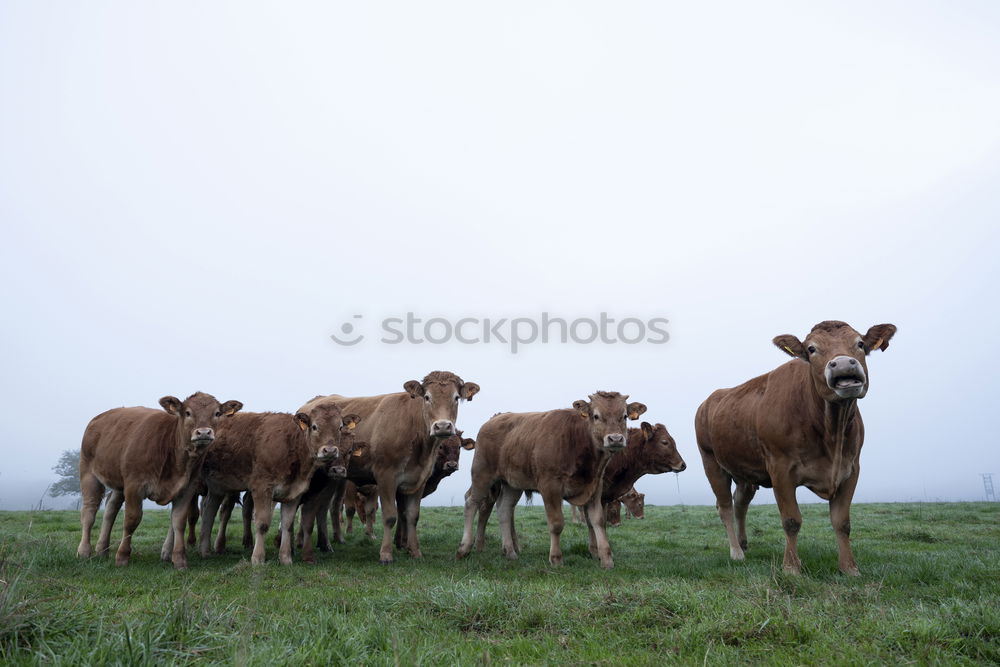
[620,487,645,519]
[300,371,480,563]
[77,392,243,568]
[695,320,896,575]
[484,422,682,538]
[457,391,646,569]
[343,482,379,538]
[195,403,363,565]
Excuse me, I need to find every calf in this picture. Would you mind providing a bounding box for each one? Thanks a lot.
[695,320,896,575]
[196,403,362,565]
[344,482,379,538]
[77,392,242,568]
[457,391,646,569]
[301,370,480,563]
[620,487,645,519]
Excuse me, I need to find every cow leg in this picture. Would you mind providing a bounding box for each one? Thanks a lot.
[457,476,495,559]
[94,489,122,557]
[160,512,175,562]
[185,494,200,546]
[701,452,744,561]
[830,466,861,576]
[584,495,614,569]
[299,498,323,564]
[373,474,402,564]
[168,487,197,569]
[394,490,407,550]
[241,492,254,549]
[330,490,346,545]
[581,505,599,558]
[364,494,377,539]
[198,492,224,558]
[497,484,522,559]
[540,490,566,566]
[399,492,423,558]
[733,481,757,552]
[115,486,144,566]
[345,502,355,534]
[278,501,299,565]
[474,489,497,553]
[771,475,803,574]
[214,493,238,554]
[251,489,275,566]
[78,474,105,558]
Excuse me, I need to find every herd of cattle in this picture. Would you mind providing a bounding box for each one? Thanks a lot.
[76,320,896,575]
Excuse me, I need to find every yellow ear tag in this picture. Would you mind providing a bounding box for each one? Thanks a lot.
[346,420,356,430]
[352,449,364,457]
[784,346,794,355]
[629,411,639,420]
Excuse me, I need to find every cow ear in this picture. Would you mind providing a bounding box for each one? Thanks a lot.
[404,380,424,398]
[461,438,476,450]
[572,399,590,418]
[351,443,368,458]
[627,402,647,420]
[295,412,311,431]
[773,334,807,359]
[159,396,182,415]
[221,400,243,417]
[342,414,362,431]
[460,382,480,401]
[862,323,897,353]
[640,421,655,441]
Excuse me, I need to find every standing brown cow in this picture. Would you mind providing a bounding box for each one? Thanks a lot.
[195,403,363,565]
[696,320,896,575]
[77,392,243,568]
[457,391,646,569]
[300,370,480,563]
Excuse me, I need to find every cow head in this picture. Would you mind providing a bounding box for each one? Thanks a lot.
[572,391,647,452]
[621,489,645,519]
[295,403,364,478]
[774,321,897,401]
[637,422,687,473]
[435,430,476,477]
[404,370,480,439]
[159,392,242,453]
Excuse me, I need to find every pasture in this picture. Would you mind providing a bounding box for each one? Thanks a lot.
[1,502,997,665]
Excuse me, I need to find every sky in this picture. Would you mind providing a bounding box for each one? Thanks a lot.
[1,2,999,511]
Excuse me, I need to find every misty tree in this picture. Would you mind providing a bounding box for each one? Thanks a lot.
[50,449,81,498]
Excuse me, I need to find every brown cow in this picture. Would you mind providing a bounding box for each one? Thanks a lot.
[195,403,363,565]
[483,422,682,540]
[300,371,479,563]
[457,391,646,569]
[620,487,645,519]
[695,320,896,575]
[77,392,242,568]
[343,482,379,538]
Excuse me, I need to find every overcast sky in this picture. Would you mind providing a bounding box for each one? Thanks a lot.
[2,2,999,511]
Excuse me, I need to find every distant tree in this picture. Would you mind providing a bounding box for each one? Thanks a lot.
[50,449,81,498]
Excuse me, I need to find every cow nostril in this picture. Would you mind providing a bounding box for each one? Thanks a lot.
[828,360,837,368]
[848,359,857,365]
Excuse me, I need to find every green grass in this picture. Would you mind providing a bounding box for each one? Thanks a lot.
[1,502,998,665]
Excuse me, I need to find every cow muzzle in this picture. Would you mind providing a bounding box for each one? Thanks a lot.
[603,433,626,451]
[825,355,867,398]
[317,445,341,462]
[444,461,459,472]
[190,428,215,447]
[431,420,456,438]
[327,464,348,478]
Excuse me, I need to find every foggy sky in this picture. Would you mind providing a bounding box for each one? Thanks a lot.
[2,2,999,510]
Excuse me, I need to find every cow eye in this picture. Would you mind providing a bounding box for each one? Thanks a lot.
[214,411,221,418]
[312,424,318,431]
[807,345,816,355]
[424,395,431,402]
[857,341,865,350]
[185,410,192,417]
[592,414,599,421]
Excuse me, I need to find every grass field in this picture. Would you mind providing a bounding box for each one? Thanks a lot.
[1,502,997,665]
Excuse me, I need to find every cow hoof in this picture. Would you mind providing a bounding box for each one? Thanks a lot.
[115,557,129,567]
[77,546,91,559]
[841,566,860,577]
[782,564,801,575]
[279,557,293,566]
[549,555,563,567]
[173,560,188,571]
[600,560,614,570]
[379,558,393,565]
[729,547,745,561]
[251,557,265,566]
[302,555,315,564]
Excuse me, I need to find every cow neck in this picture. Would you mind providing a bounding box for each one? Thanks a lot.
[167,421,203,486]
[604,441,643,500]
[808,383,859,488]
